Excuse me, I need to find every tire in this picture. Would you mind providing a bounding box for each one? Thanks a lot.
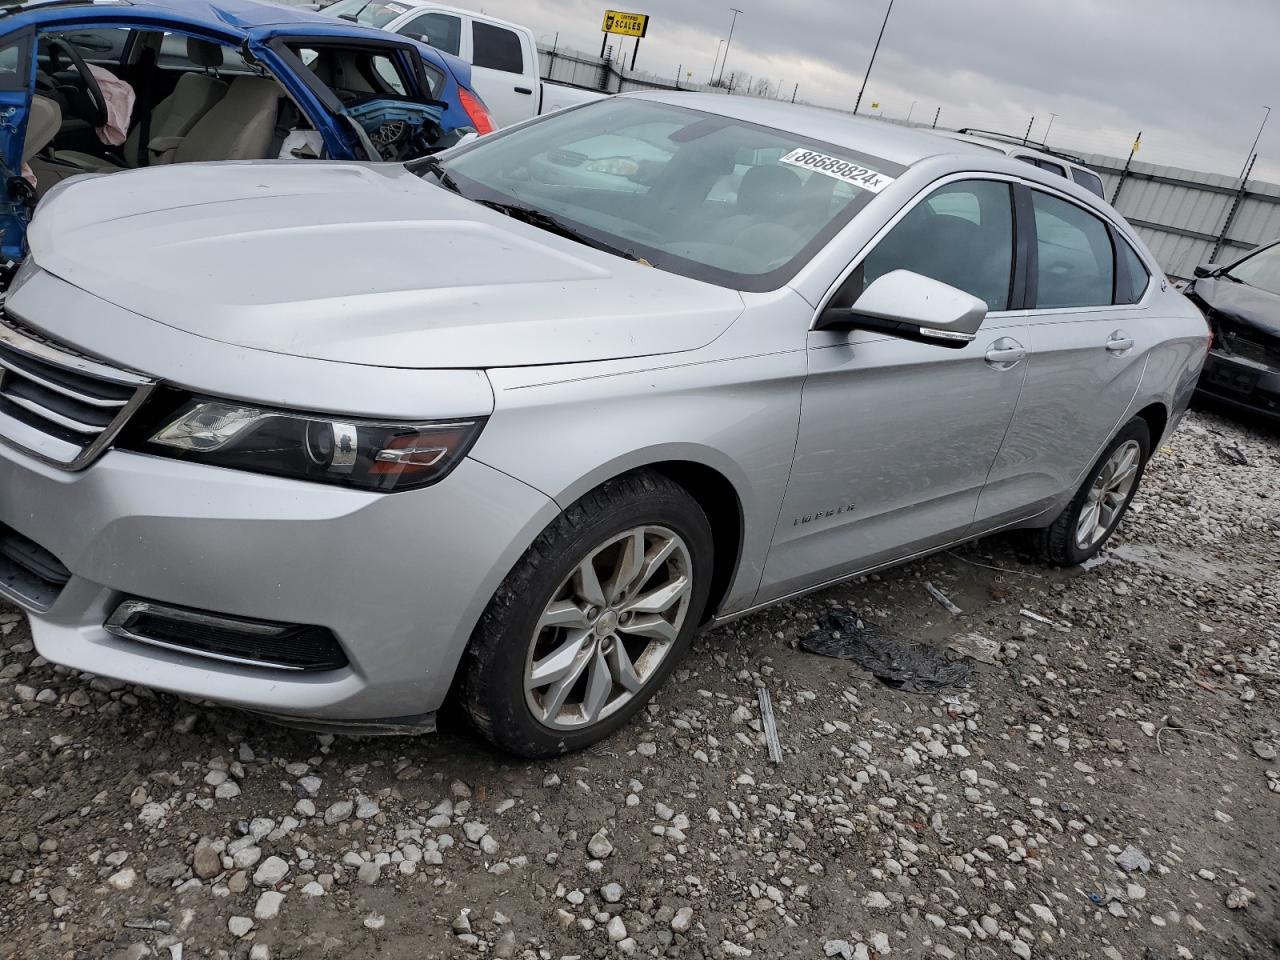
[458,470,714,758]
[1035,418,1151,567]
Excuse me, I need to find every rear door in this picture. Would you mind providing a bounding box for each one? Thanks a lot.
[467,18,532,127]
[0,29,33,261]
[975,185,1158,525]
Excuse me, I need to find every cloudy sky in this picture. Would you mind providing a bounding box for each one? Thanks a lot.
[463,0,1280,182]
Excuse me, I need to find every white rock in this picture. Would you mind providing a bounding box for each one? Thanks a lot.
[671,906,694,933]
[601,882,623,903]
[106,868,136,891]
[255,891,285,920]
[323,800,353,825]
[228,916,253,938]
[607,916,627,942]
[1029,903,1055,925]
[253,856,289,887]
[587,830,613,858]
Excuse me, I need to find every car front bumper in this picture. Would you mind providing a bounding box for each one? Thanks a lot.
[0,445,557,723]
[1195,348,1280,419]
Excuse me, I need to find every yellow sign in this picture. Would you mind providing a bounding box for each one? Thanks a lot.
[871,101,880,110]
[602,9,649,38]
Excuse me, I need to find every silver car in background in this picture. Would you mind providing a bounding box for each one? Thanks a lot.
[0,93,1207,756]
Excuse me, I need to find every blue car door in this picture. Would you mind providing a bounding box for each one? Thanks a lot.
[0,29,33,261]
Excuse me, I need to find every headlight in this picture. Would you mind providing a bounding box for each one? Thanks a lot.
[131,396,484,492]
[583,156,640,177]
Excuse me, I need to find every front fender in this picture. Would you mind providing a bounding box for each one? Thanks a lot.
[472,351,806,614]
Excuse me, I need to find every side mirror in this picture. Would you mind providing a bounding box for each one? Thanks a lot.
[817,270,989,348]
[1193,263,1221,279]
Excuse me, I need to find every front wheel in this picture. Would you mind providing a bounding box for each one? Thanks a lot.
[458,471,714,758]
[1035,418,1151,566]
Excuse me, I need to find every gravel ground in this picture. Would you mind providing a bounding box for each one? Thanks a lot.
[1,404,1277,960]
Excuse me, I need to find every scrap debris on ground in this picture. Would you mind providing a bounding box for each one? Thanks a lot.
[1,404,1278,960]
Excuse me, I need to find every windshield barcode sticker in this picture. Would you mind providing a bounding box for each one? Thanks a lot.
[779,149,895,192]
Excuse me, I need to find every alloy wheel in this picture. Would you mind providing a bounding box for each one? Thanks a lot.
[1074,439,1142,551]
[524,525,693,731]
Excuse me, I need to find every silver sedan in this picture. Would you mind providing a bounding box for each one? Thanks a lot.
[0,92,1207,755]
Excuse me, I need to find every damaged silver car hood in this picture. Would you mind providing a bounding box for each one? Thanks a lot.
[27,162,745,368]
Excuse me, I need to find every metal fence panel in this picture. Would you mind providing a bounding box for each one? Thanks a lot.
[1076,152,1280,277]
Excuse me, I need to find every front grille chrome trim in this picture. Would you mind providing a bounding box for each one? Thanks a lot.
[0,314,154,470]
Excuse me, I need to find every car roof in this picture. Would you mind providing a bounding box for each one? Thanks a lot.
[351,0,527,33]
[628,91,995,168]
[0,0,401,37]
[943,131,1096,174]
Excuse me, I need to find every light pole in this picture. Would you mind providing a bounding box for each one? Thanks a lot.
[1043,112,1060,145]
[715,8,743,86]
[853,0,894,115]
[1239,105,1272,181]
[710,39,725,84]
[906,99,917,124]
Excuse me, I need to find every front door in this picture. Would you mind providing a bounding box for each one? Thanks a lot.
[759,177,1030,603]
[976,186,1158,526]
[0,29,34,261]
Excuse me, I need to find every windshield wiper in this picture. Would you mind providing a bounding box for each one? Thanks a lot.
[411,154,461,194]
[477,200,641,262]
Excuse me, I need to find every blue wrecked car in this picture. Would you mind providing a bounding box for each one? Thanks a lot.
[0,0,495,261]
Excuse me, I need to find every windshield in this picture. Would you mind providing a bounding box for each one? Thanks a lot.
[321,0,410,29]
[1226,242,1280,296]
[435,99,902,291]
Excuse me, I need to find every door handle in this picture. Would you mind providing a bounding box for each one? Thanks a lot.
[985,338,1026,368]
[514,86,534,95]
[1105,332,1135,354]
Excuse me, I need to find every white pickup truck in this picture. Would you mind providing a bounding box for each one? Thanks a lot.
[309,0,606,128]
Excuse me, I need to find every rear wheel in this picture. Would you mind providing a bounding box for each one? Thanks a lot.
[459,471,713,758]
[1035,418,1150,566]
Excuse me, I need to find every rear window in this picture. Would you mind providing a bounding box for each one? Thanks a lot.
[1071,167,1105,199]
[472,21,523,73]
[1115,238,1150,304]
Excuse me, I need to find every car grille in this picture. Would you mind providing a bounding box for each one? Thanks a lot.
[0,313,153,469]
[0,522,70,611]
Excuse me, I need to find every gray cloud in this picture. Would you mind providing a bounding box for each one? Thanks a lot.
[470,0,1280,180]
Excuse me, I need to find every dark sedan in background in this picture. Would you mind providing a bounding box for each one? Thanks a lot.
[1184,239,1280,420]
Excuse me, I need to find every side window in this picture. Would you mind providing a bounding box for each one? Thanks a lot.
[0,37,28,92]
[371,54,407,96]
[1071,167,1105,199]
[158,33,250,73]
[59,28,130,64]
[860,180,1015,311]
[401,12,461,57]
[1115,238,1150,304]
[1031,191,1115,309]
[472,22,523,73]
